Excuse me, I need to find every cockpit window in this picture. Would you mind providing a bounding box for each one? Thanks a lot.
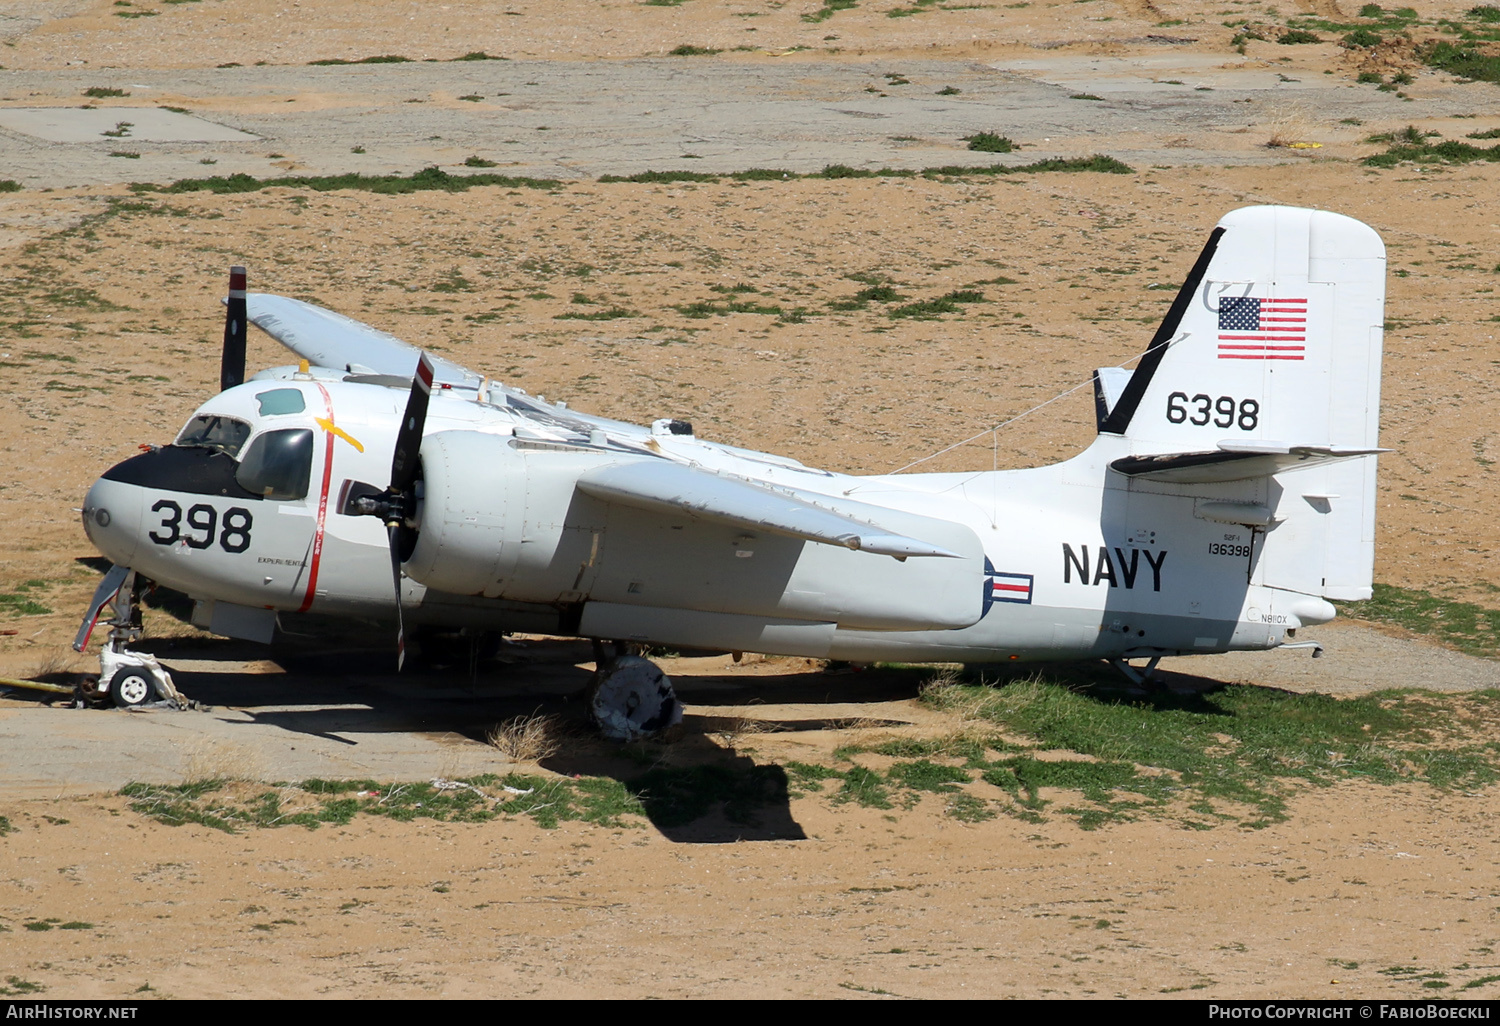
[235,428,314,501]
[256,388,306,416]
[176,414,252,457]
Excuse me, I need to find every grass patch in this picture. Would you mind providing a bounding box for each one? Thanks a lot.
[673,297,783,318]
[1339,583,1500,659]
[1422,40,1500,83]
[0,180,20,193]
[966,132,1016,153]
[0,978,42,996]
[1364,133,1500,167]
[308,54,412,65]
[628,764,795,828]
[554,306,638,321]
[138,158,1132,200]
[116,765,807,833]
[915,675,1500,829]
[888,288,985,319]
[803,0,858,22]
[668,44,722,56]
[83,87,128,98]
[598,169,719,184]
[133,165,559,196]
[922,155,1134,176]
[0,579,52,616]
[119,775,648,832]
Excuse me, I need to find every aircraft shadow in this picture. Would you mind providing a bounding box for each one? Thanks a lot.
[147,642,837,843]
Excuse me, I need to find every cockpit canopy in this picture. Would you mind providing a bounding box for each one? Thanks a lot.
[172,411,313,501]
[176,414,251,457]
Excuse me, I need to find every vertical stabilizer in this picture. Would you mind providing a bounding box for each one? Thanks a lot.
[1103,206,1385,600]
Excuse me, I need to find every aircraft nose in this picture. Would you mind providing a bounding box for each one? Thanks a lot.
[82,470,144,567]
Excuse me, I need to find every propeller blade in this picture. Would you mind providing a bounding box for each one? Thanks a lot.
[388,522,407,672]
[390,353,434,497]
[220,265,248,392]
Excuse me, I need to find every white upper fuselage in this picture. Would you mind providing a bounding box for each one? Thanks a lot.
[83,364,1326,664]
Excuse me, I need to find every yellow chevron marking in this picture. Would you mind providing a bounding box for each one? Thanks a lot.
[315,417,365,453]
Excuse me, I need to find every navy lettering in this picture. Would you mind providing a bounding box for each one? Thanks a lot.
[1063,544,1090,585]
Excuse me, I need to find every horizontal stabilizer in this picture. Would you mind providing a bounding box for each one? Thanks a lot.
[577,460,962,558]
[1112,443,1388,484]
[241,294,482,388]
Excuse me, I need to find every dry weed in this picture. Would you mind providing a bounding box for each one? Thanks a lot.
[1265,102,1320,149]
[29,650,83,680]
[486,712,566,761]
[182,739,265,784]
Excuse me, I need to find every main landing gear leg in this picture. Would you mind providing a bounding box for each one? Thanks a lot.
[73,566,185,710]
[585,639,683,742]
[1109,656,1163,690]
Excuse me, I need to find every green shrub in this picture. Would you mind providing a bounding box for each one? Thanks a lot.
[965,132,1016,153]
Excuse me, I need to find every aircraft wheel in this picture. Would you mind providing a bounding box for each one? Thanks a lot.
[109,666,158,709]
[586,655,683,741]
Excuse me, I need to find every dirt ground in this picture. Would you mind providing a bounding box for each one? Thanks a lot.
[3,0,1500,1000]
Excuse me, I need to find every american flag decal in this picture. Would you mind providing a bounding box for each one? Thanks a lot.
[1217,296,1306,361]
[981,559,1033,617]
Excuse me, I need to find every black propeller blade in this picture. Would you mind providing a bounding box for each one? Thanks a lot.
[388,352,433,670]
[220,265,247,392]
[388,521,409,671]
[392,352,434,497]
[348,353,435,670]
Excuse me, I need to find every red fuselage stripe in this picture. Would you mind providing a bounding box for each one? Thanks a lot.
[299,384,337,613]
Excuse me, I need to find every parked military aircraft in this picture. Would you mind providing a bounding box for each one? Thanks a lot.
[75,204,1386,737]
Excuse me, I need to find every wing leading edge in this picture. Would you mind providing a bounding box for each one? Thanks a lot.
[243,293,482,388]
[576,460,963,559]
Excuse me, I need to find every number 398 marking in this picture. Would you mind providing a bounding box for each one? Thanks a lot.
[148,500,253,553]
[1166,392,1259,431]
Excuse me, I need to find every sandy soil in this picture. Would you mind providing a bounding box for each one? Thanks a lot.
[2,0,1500,1001]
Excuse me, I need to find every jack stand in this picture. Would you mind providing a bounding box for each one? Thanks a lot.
[73,565,186,709]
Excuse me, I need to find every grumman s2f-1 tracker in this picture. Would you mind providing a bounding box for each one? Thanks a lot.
[74,204,1386,739]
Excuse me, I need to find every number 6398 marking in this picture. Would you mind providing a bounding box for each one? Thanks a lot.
[148,500,253,553]
[1166,392,1259,431]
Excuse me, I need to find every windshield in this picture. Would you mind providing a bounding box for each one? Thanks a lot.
[175,414,252,457]
[235,428,314,501]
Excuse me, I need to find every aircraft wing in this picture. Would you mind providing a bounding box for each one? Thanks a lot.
[576,460,963,559]
[243,293,483,388]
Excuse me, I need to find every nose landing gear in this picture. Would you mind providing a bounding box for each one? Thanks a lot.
[74,565,185,709]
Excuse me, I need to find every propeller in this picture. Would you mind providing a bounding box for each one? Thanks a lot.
[352,353,435,670]
[221,265,247,392]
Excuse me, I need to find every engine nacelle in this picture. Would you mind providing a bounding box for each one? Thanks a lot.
[404,430,600,599]
[405,430,985,631]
